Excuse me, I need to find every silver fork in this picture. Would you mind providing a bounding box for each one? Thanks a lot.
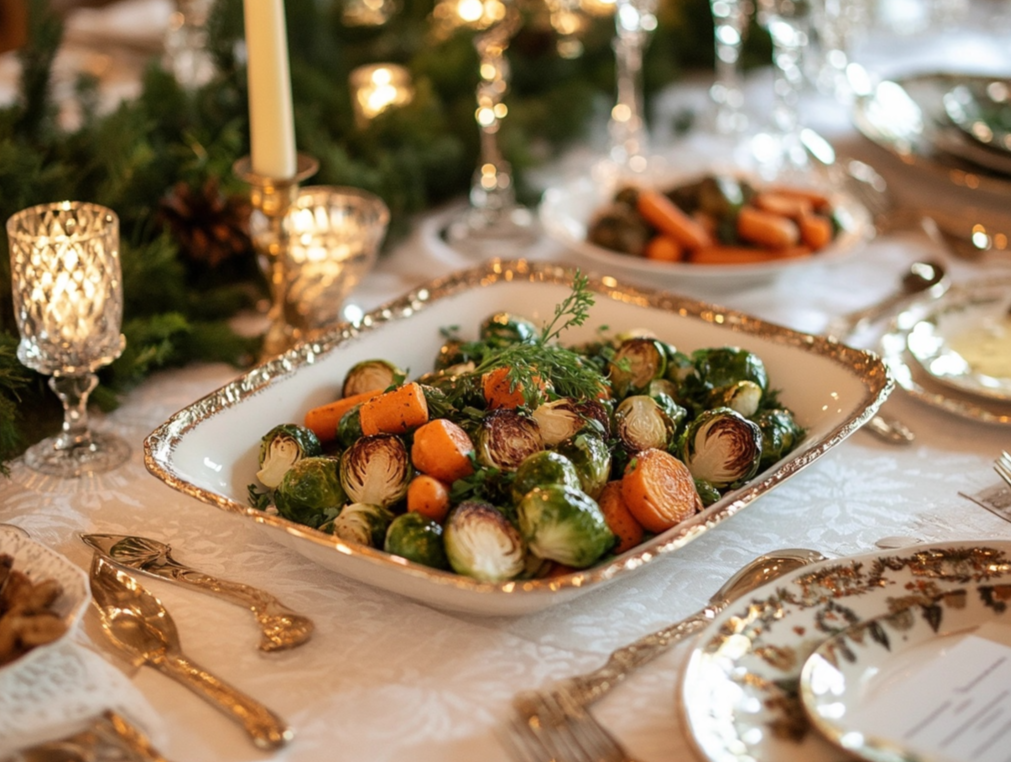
[501,692,634,762]
[994,451,1011,489]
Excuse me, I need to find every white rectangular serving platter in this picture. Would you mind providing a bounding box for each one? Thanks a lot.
[144,260,892,616]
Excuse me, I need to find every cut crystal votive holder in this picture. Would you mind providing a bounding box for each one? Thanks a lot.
[6,201,130,478]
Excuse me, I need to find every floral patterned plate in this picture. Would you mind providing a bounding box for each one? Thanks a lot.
[678,541,1011,762]
[800,583,1011,762]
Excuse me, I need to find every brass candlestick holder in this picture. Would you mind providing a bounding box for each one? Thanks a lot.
[233,153,319,359]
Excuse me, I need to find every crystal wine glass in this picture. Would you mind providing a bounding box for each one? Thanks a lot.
[709,0,753,137]
[6,201,130,477]
[607,0,658,172]
[437,0,539,254]
[754,0,815,180]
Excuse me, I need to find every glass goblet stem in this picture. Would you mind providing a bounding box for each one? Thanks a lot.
[468,24,517,220]
[710,0,752,135]
[609,0,656,166]
[49,373,99,451]
[764,12,811,172]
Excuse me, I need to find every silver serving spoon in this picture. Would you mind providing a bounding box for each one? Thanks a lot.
[825,259,950,339]
[514,548,826,715]
[81,533,313,652]
[89,555,293,751]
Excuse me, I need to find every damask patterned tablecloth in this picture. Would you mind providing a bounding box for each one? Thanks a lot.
[3,208,1011,761]
[3,0,1011,757]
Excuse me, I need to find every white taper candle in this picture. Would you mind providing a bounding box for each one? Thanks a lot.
[243,0,298,179]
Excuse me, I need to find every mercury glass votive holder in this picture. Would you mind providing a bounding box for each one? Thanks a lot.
[6,201,130,478]
[249,185,390,345]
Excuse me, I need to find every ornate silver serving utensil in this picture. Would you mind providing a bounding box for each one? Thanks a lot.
[514,548,826,718]
[13,710,172,762]
[81,533,312,652]
[88,554,293,751]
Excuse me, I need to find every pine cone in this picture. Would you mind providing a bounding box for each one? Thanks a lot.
[160,178,252,270]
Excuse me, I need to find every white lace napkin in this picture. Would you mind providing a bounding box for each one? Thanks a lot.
[0,632,165,756]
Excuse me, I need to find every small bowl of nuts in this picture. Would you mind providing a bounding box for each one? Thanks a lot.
[0,525,89,672]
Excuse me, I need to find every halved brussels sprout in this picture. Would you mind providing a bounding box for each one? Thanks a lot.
[555,431,611,500]
[532,399,584,446]
[340,434,412,507]
[614,395,677,453]
[274,456,346,528]
[384,512,449,570]
[476,409,543,471]
[516,484,615,568]
[336,405,364,449]
[754,408,805,470]
[325,502,395,548]
[652,391,687,434]
[444,501,526,582]
[608,337,668,399]
[680,407,763,489]
[708,380,763,419]
[480,312,538,347]
[342,359,402,398]
[511,451,582,505]
[256,424,323,489]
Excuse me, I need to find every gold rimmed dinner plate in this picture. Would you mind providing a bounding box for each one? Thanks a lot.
[679,541,1011,762]
[800,583,1011,762]
[905,282,1011,403]
[881,277,1011,425]
[853,73,1011,194]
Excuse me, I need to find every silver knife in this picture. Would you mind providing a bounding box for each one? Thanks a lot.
[89,554,293,751]
[81,533,313,652]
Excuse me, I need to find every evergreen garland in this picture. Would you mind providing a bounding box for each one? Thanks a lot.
[0,0,770,473]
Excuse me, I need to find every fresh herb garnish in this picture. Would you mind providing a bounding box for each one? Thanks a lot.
[445,272,608,406]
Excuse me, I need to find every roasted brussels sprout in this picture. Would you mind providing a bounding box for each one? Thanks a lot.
[663,349,694,387]
[754,408,805,470]
[433,339,469,371]
[342,359,402,398]
[517,485,615,568]
[708,380,763,419]
[689,347,768,395]
[652,391,688,434]
[532,398,584,446]
[476,409,543,471]
[274,456,346,528]
[384,512,450,570]
[326,502,395,548]
[444,501,526,582]
[555,431,611,499]
[586,201,652,257]
[614,395,677,453]
[480,312,538,347]
[340,434,412,507]
[680,407,762,489]
[336,405,364,449]
[511,451,582,505]
[608,337,668,398]
[694,479,722,507]
[256,424,323,489]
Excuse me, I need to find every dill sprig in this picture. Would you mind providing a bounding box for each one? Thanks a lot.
[458,273,607,405]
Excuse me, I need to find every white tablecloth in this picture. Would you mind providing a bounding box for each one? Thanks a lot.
[4,2,1011,760]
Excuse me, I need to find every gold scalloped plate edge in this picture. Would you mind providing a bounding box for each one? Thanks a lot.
[143,259,892,613]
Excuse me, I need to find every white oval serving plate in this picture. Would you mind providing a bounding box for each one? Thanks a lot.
[144,260,892,616]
